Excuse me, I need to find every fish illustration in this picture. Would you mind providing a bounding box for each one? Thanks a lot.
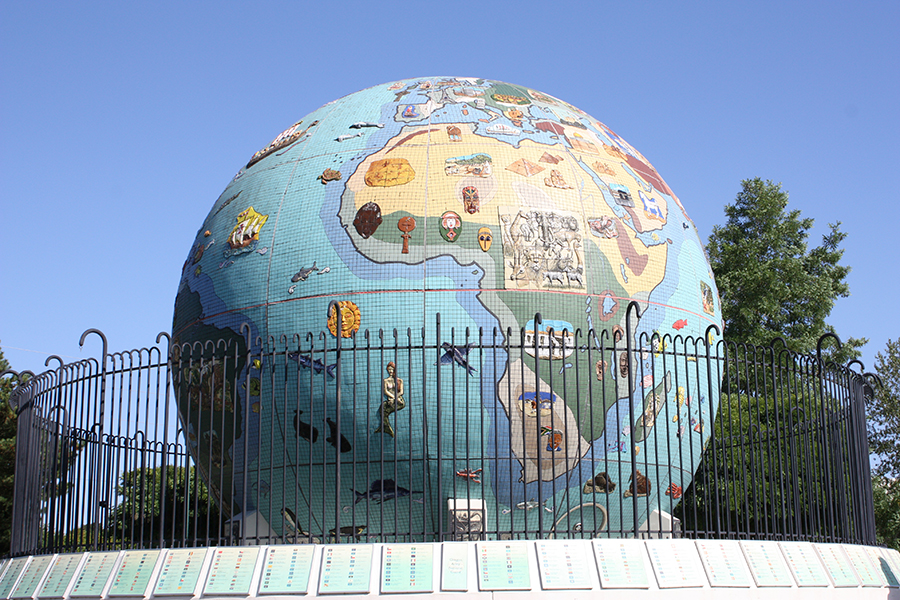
[516,499,540,511]
[672,319,688,330]
[325,417,352,453]
[438,342,477,376]
[349,122,384,129]
[353,479,422,504]
[293,410,319,443]
[291,261,318,282]
[336,132,364,142]
[287,350,336,378]
[288,285,297,294]
[317,266,331,274]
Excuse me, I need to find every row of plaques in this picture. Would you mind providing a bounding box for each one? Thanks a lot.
[0,540,898,597]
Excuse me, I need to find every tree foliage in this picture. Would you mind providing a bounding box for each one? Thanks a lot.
[868,339,900,478]
[106,466,221,547]
[873,476,900,551]
[706,178,864,361]
[0,346,19,556]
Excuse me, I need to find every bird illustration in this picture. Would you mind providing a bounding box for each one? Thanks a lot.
[438,342,477,376]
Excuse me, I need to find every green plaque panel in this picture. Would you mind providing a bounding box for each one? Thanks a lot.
[739,541,793,587]
[258,546,314,595]
[71,552,120,597]
[440,544,468,592]
[11,555,54,599]
[867,547,899,587]
[839,545,884,587]
[813,544,859,587]
[535,541,592,590]
[38,554,86,599]
[593,540,649,589]
[476,542,531,591]
[381,545,433,594]
[203,547,260,596]
[881,548,900,586]
[0,558,31,598]
[779,542,829,587]
[108,550,160,597]
[317,545,373,595]
[154,549,208,596]
[695,540,751,588]
[0,561,9,583]
[646,540,707,588]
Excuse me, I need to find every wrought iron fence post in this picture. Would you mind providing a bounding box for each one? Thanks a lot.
[156,332,173,549]
[815,333,840,542]
[436,313,443,542]
[704,324,722,539]
[532,313,543,537]
[624,302,640,537]
[79,329,108,551]
[6,370,34,555]
[328,301,343,543]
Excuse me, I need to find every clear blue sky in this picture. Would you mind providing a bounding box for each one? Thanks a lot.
[2,1,897,377]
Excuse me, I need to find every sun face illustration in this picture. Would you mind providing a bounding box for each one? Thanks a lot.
[327,300,362,338]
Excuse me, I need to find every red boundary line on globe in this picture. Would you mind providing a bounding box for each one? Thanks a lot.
[180,288,720,337]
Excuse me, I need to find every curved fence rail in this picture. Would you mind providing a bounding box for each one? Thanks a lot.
[4,317,877,556]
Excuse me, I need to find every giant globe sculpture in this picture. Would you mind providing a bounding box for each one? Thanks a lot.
[172,77,722,540]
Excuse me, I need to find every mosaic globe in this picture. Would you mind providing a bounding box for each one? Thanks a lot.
[172,77,722,540]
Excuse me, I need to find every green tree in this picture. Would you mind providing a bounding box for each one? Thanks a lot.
[105,466,222,548]
[0,346,20,555]
[674,179,870,540]
[872,476,900,551]
[868,339,900,477]
[706,178,865,361]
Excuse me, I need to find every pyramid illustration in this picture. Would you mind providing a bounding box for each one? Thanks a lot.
[506,158,545,177]
[539,152,564,164]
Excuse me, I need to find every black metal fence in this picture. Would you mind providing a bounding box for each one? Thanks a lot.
[3,314,877,556]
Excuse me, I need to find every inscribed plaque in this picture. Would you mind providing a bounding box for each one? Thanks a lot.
[70,552,120,597]
[878,547,900,587]
[839,544,884,587]
[38,554,86,599]
[695,540,751,587]
[739,541,793,587]
[154,549,208,596]
[866,546,899,587]
[779,542,829,587]
[440,543,468,592]
[258,546,314,595]
[813,544,859,588]
[0,558,32,598]
[381,545,433,594]
[11,555,54,599]
[203,547,260,596]
[317,545,373,595]
[108,550,160,597]
[535,541,592,590]
[476,542,531,591]
[593,540,649,589]
[646,540,707,588]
